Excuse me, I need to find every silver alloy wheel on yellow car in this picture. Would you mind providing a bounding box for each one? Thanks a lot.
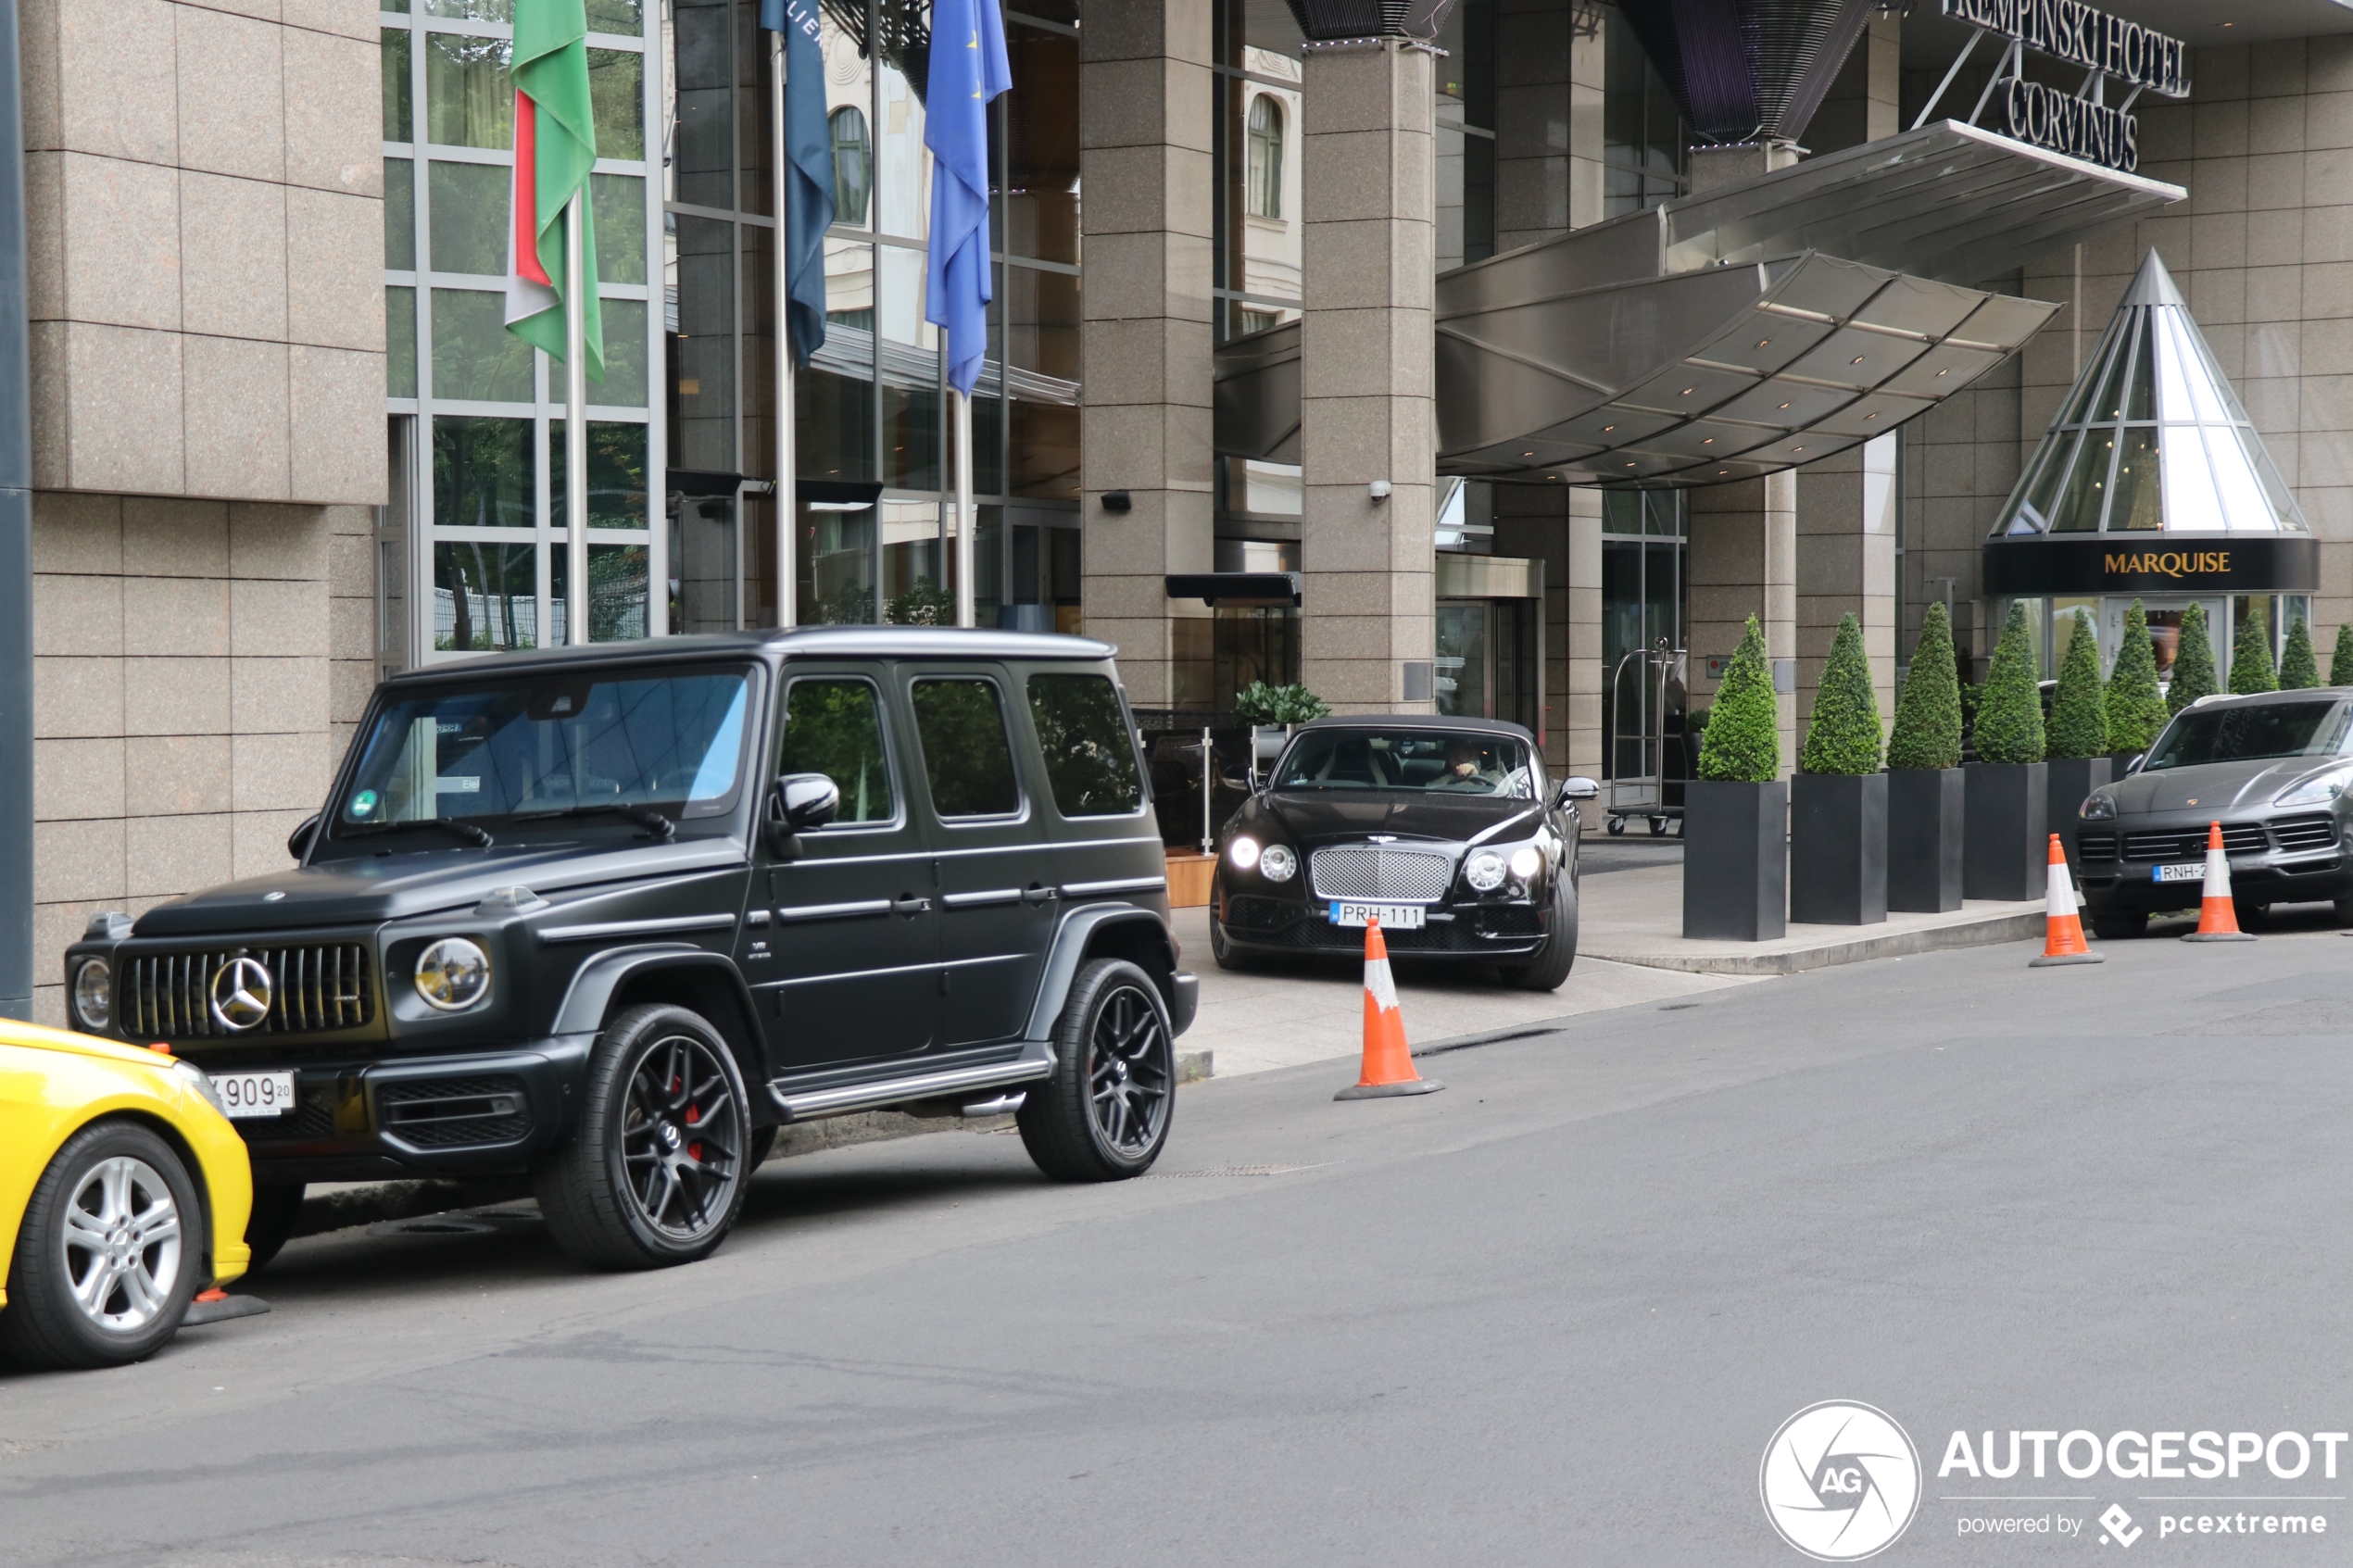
[0,1121,205,1370]
[61,1155,184,1333]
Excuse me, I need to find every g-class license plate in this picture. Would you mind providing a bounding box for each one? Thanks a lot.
[1328,901,1427,930]
[2154,862,2206,884]
[208,1071,296,1118]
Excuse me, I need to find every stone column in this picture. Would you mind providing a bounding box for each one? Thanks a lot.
[1795,434,1898,751]
[1493,484,1600,777]
[1077,0,1214,707]
[1688,474,1797,773]
[1300,40,1437,712]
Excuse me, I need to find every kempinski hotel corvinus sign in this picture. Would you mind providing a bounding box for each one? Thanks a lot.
[1939,0,2189,176]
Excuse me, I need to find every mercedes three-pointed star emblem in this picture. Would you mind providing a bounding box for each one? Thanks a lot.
[208,955,274,1032]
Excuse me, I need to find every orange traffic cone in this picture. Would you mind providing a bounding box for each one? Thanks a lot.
[2182,822,2257,942]
[1335,919,1443,1100]
[2029,834,2103,968]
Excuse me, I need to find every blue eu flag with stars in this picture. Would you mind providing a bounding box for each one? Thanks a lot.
[759,0,834,366]
[924,0,1011,397]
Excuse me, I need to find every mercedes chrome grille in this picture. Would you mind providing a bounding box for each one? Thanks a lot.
[1309,845,1453,903]
[121,944,374,1039]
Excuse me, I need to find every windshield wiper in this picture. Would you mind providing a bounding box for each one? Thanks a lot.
[510,803,677,841]
[344,817,495,848]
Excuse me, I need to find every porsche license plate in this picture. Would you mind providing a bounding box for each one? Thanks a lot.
[1328,901,1427,930]
[2153,862,2205,884]
[208,1070,296,1118]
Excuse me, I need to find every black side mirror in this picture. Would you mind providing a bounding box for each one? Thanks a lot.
[765,772,841,856]
[1557,776,1602,805]
[286,812,322,862]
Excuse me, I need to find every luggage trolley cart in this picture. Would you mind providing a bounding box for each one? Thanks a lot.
[1603,639,1688,836]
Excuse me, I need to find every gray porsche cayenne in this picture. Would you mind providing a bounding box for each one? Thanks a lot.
[2077,688,2353,938]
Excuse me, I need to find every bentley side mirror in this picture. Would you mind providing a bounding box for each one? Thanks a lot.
[286,812,322,862]
[765,772,841,856]
[1558,776,1602,804]
[2123,753,2146,777]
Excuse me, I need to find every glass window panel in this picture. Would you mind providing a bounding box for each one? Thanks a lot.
[1461,133,1494,265]
[876,54,927,242]
[779,679,898,823]
[434,541,536,650]
[548,543,650,642]
[2160,412,2222,528]
[431,288,534,401]
[383,30,413,142]
[585,0,641,33]
[1027,673,1142,816]
[738,225,776,477]
[798,366,877,483]
[2154,313,2203,424]
[434,415,535,528]
[805,500,875,623]
[1004,24,1077,263]
[428,158,508,275]
[385,157,416,270]
[2207,425,2272,532]
[831,107,875,228]
[384,0,409,13]
[2107,427,2163,532]
[549,420,649,529]
[666,214,735,471]
[426,33,512,148]
[669,0,732,209]
[388,285,418,396]
[598,296,649,407]
[590,173,645,282]
[2091,329,2135,421]
[911,678,1020,818]
[2058,330,2122,427]
[883,383,940,492]
[2021,430,2077,525]
[585,47,643,160]
[2124,321,2156,420]
[425,0,511,18]
[1011,400,1076,500]
[2253,444,2304,531]
[2050,429,2113,533]
[974,390,1002,497]
[670,491,739,633]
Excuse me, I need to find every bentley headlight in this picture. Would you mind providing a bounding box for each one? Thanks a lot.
[1466,848,1508,892]
[415,937,492,1011]
[2079,792,2118,822]
[1507,845,1543,883]
[70,958,110,1031]
[1259,843,1298,882]
[1227,835,1261,872]
[171,1059,229,1118]
[2277,770,2350,808]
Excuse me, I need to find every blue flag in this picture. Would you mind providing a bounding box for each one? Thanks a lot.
[924,0,1011,397]
[760,0,834,366]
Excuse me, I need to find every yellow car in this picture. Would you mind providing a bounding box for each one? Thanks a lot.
[0,1020,253,1369]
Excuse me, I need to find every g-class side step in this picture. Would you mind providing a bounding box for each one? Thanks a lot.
[766,1049,1055,1123]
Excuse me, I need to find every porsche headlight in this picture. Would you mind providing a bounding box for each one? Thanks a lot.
[415,937,492,1011]
[1227,835,1261,872]
[1507,845,1543,883]
[2079,792,2118,822]
[171,1059,229,1118]
[70,958,110,1031]
[1259,843,1298,882]
[1466,848,1508,892]
[2277,770,2351,808]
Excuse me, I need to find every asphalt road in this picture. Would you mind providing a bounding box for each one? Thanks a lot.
[6,922,2353,1567]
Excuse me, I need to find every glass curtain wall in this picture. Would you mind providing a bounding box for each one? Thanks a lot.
[1433,0,1494,271]
[1600,490,1686,780]
[384,0,664,657]
[1603,16,1687,218]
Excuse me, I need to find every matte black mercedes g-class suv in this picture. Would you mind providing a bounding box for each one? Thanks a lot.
[62,629,1196,1271]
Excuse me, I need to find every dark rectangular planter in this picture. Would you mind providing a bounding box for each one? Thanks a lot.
[1964,761,2049,901]
[2045,756,2114,865]
[1789,772,1887,925]
[1887,768,1965,913]
[1683,778,1787,942]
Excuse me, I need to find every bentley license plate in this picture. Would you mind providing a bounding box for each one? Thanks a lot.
[1328,901,1427,930]
[2153,862,2205,884]
[208,1071,296,1118]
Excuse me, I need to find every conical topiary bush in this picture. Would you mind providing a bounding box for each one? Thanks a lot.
[2108,599,2168,753]
[2230,602,2278,695]
[1887,602,1962,771]
[1973,601,2045,765]
[1799,613,1882,775]
[2047,608,2108,759]
[2281,615,2320,690]
[2169,601,2219,713]
[2333,624,2353,686]
[1697,614,1779,783]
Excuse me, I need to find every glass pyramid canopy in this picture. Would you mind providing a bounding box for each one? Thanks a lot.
[1992,249,2306,537]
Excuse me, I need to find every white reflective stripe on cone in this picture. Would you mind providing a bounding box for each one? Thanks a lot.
[2046,856,2078,918]
[2205,845,2233,897]
[1365,957,1399,1015]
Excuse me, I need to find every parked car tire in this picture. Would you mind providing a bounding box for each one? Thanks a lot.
[535,1004,752,1270]
[2089,908,2147,941]
[1501,877,1579,991]
[1209,919,1262,972]
[2334,896,2353,926]
[1018,959,1176,1182]
[241,1184,305,1274]
[2234,897,2271,930]
[0,1120,203,1370]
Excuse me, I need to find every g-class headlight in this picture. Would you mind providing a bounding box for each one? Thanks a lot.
[1227,835,1261,872]
[70,958,110,1031]
[415,937,492,1011]
[1259,843,1298,882]
[2277,770,2351,808]
[2079,792,2118,822]
[1466,849,1508,892]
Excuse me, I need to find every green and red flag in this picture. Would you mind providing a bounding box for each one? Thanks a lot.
[504,0,603,381]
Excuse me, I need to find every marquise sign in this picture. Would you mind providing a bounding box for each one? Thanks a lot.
[1982,536,2317,595]
[1939,0,2190,176]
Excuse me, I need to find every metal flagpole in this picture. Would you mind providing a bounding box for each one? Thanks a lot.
[953,388,975,627]
[564,193,589,646]
[773,31,797,628]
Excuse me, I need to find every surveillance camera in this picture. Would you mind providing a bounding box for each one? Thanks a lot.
[1368,480,1391,502]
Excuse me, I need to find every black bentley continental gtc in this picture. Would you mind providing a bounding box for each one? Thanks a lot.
[1208,716,1599,989]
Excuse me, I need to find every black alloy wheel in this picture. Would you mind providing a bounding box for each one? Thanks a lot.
[535,1004,751,1269]
[1019,959,1176,1181]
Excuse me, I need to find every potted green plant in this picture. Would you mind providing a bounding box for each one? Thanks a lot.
[2045,608,2111,863]
[2106,599,2168,767]
[2229,602,2278,695]
[2168,601,2219,713]
[1683,615,1784,942]
[1966,601,2047,901]
[2331,624,2353,686]
[2281,615,2320,690]
[1885,602,1964,913]
[1790,614,1885,925]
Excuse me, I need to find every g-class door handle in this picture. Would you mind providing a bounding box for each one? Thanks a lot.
[1022,884,1058,906]
[892,895,932,916]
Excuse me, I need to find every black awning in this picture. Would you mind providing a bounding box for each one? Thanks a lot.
[1165,572,1301,608]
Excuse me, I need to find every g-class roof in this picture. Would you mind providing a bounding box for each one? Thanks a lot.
[388,626,1119,685]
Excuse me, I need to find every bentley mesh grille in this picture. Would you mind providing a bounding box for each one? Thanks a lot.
[122,945,374,1039]
[1309,845,1453,903]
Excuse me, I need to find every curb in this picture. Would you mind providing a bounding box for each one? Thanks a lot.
[1583,909,2046,976]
